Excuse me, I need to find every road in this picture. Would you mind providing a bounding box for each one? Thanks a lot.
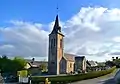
[71,69,119,84]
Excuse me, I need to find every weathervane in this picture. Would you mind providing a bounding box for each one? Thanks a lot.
[56,1,59,15]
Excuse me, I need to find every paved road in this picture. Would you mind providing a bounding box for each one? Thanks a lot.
[71,69,119,84]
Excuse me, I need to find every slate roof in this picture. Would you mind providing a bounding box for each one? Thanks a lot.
[86,60,91,67]
[27,62,39,68]
[87,61,98,67]
[63,53,75,62]
[26,59,48,68]
[86,62,91,67]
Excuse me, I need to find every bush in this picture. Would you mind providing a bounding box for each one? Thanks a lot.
[31,66,116,84]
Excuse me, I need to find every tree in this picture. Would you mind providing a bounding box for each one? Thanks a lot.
[39,62,47,72]
[0,56,13,73]
[2,55,8,59]
[0,56,27,73]
[114,59,120,68]
[31,58,35,63]
[112,57,114,59]
[112,57,115,61]
[12,56,27,71]
[105,61,115,67]
[116,57,119,59]
[32,58,35,62]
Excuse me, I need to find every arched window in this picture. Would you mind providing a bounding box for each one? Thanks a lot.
[70,63,72,68]
[51,39,53,48]
[51,39,56,48]
[51,61,55,64]
[54,39,55,47]
[60,39,62,48]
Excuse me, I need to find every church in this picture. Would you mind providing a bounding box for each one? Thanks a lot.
[48,15,86,75]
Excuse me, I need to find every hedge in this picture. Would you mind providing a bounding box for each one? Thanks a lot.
[31,66,116,84]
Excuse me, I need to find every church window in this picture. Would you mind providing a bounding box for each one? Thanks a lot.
[51,61,55,64]
[54,39,56,47]
[70,63,72,68]
[51,39,56,48]
[51,39,53,48]
[60,39,62,48]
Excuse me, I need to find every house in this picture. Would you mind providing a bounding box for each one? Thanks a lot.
[48,14,87,75]
[75,56,86,73]
[24,62,40,75]
[25,59,48,69]
[24,59,48,75]
[87,61,98,67]
[86,61,98,71]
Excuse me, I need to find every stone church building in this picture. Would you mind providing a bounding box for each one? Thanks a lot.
[48,15,86,75]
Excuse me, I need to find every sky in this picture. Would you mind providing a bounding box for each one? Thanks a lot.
[1,0,120,62]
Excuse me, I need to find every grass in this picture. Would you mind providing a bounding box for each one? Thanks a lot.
[99,68,117,78]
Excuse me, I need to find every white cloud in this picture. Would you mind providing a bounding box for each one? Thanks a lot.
[0,21,49,58]
[113,36,120,42]
[64,7,120,61]
[1,7,120,61]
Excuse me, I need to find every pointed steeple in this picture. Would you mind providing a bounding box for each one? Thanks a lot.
[54,15,59,28]
[51,15,61,34]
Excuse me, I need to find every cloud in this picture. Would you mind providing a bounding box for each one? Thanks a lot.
[1,7,120,61]
[64,7,120,61]
[109,52,120,55]
[0,21,49,58]
[113,36,120,42]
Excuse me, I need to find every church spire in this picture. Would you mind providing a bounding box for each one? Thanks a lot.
[54,5,60,30]
[51,14,61,34]
[54,14,60,29]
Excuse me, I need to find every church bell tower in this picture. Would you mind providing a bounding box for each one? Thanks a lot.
[48,15,64,75]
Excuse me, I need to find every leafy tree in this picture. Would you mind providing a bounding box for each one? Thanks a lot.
[12,56,27,70]
[2,55,8,59]
[112,57,114,59]
[0,56,27,73]
[114,59,120,64]
[39,62,47,72]
[113,59,120,68]
[105,61,115,67]
[0,56,13,73]
[31,58,35,63]
[32,58,35,62]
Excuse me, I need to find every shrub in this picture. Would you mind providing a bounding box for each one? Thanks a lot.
[31,66,116,84]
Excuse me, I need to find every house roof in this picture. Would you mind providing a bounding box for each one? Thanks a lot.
[63,53,75,62]
[26,59,48,67]
[27,62,39,68]
[63,53,86,62]
[86,60,91,67]
[87,61,98,67]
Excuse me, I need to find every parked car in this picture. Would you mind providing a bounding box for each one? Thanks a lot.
[3,75,18,83]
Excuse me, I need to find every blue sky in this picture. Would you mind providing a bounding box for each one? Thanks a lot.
[0,0,119,26]
[1,0,120,61]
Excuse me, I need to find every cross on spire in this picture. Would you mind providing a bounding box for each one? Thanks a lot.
[56,4,59,14]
